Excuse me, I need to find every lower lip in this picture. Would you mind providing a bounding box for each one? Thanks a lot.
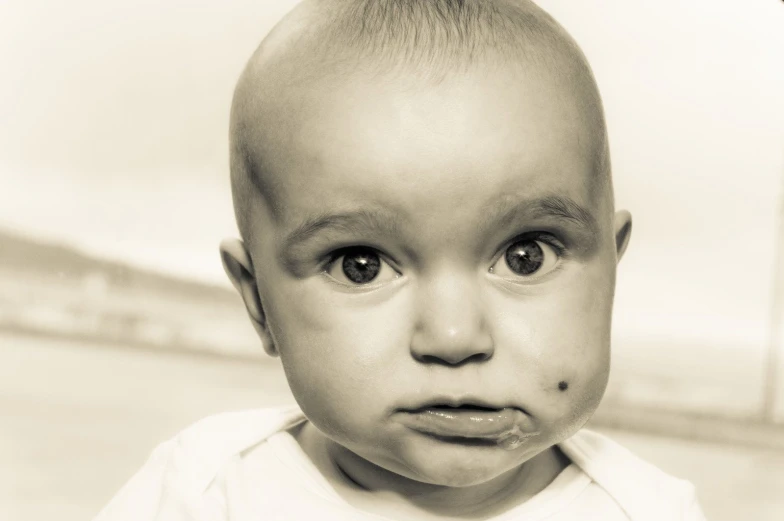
[397,407,537,449]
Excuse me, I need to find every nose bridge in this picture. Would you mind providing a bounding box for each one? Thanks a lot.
[410,265,493,364]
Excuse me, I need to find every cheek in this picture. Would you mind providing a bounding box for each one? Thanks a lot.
[270,283,408,364]
[540,270,614,424]
[495,267,614,421]
[261,280,412,433]
[550,285,612,384]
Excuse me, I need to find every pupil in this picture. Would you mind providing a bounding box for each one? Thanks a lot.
[505,240,544,275]
[342,250,381,284]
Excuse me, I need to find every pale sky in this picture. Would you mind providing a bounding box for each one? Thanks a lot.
[1,0,783,352]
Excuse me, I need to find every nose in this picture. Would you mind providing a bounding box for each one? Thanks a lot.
[409,270,494,366]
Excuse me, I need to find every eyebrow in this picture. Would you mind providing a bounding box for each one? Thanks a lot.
[281,208,402,251]
[485,194,599,235]
[281,194,598,252]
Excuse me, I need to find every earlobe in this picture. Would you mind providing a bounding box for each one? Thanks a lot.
[613,210,632,263]
[219,238,278,357]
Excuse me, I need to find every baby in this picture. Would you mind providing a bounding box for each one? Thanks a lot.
[96,1,706,519]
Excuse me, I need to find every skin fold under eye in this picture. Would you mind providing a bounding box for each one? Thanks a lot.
[489,234,563,280]
[324,247,400,286]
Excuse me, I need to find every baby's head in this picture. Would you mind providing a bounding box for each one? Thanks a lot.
[221,0,631,495]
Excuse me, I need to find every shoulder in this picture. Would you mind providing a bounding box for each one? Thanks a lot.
[559,429,705,521]
[94,406,306,521]
[167,405,306,492]
[173,406,304,454]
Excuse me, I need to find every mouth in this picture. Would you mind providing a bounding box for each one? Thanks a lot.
[421,433,500,447]
[407,396,509,413]
[413,403,501,413]
[396,400,537,450]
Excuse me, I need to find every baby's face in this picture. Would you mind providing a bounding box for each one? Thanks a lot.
[237,63,628,487]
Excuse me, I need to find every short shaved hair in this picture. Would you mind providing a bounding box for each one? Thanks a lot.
[317,0,581,80]
[229,0,611,243]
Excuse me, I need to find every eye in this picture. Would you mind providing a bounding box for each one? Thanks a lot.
[490,236,561,279]
[325,247,399,286]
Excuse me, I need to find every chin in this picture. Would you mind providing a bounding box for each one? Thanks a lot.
[399,449,515,488]
[413,465,506,488]
[436,472,500,488]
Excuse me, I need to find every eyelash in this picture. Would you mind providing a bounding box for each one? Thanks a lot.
[323,245,391,267]
[507,231,567,257]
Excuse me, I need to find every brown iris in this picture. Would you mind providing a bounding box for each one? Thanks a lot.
[504,240,544,275]
[342,248,381,284]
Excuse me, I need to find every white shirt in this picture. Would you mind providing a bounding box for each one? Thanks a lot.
[94,406,706,521]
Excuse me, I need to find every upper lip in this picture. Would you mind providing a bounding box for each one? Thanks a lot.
[403,396,514,413]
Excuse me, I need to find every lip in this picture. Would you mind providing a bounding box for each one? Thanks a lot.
[396,399,538,449]
[408,396,507,411]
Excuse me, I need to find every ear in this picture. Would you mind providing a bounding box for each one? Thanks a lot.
[219,238,277,357]
[613,210,632,263]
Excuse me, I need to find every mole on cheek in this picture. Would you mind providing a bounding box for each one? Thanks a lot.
[558,381,569,392]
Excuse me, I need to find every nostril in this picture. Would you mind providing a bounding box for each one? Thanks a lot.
[418,351,491,366]
[472,351,492,362]
[463,351,492,364]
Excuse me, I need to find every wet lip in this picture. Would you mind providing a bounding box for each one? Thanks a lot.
[397,402,536,441]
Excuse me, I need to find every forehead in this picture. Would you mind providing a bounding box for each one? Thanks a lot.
[249,63,606,234]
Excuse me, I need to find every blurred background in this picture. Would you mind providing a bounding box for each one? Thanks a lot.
[1,0,783,520]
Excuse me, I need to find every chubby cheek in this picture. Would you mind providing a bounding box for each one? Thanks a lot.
[263,279,409,440]
[540,339,610,439]
[497,271,614,437]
